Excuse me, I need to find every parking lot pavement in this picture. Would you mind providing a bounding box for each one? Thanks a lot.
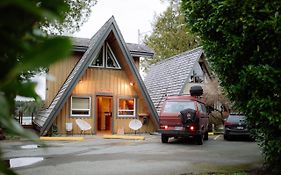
[1,134,262,175]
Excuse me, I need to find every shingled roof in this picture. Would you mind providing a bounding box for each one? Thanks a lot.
[71,37,154,57]
[34,16,158,135]
[144,47,204,113]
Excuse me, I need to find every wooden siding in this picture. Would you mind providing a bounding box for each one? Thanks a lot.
[45,52,82,107]
[54,68,155,134]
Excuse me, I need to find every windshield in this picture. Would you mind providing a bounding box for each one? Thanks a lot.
[227,115,246,123]
[163,101,196,113]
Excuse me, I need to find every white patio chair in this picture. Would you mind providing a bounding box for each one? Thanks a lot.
[65,122,73,135]
[75,119,92,135]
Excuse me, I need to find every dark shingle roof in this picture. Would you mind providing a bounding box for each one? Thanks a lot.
[72,38,154,57]
[144,47,203,113]
[34,16,159,135]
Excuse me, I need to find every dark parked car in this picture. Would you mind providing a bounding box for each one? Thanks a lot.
[224,114,253,140]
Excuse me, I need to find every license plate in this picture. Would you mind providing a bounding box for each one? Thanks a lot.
[237,126,244,130]
[175,126,183,130]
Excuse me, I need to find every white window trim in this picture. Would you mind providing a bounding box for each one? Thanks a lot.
[70,96,91,117]
[117,98,136,118]
[89,42,121,69]
[90,45,105,68]
[105,43,121,69]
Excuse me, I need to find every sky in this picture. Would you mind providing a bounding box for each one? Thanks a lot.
[74,0,168,43]
[17,0,168,101]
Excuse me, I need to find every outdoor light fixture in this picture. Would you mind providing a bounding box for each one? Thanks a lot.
[129,82,134,86]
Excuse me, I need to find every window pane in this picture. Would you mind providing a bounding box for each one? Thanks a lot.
[119,99,134,110]
[106,44,120,68]
[71,96,91,117]
[163,101,195,113]
[92,48,103,67]
[72,97,90,109]
[72,110,89,115]
[118,98,135,117]
[118,111,134,116]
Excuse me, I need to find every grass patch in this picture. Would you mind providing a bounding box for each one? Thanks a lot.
[189,162,262,175]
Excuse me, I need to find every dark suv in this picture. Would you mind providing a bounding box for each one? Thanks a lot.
[224,114,252,140]
[158,86,209,145]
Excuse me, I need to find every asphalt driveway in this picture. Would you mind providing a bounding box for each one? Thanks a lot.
[1,134,263,175]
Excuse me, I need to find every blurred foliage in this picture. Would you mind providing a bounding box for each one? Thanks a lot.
[142,0,200,72]
[0,0,77,174]
[182,0,281,172]
[42,0,96,35]
[15,100,44,116]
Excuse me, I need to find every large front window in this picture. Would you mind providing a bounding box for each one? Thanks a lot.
[118,98,136,117]
[71,96,91,117]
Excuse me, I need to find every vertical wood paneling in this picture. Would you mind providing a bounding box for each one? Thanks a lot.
[50,38,157,134]
[46,53,81,106]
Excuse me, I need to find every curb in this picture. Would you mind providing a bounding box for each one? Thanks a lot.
[40,137,85,141]
[102,135,145,140]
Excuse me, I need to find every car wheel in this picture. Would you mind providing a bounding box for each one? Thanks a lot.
[161,134,169,143]
[196,134,203,145]
[204,131,208,140]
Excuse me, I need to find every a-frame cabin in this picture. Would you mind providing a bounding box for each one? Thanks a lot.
[33,16,159,135]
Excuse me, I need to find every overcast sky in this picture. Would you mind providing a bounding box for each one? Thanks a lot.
[17,0,168,101]
[74,0,168,43]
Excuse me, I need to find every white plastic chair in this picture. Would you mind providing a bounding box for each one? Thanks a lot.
[75,119,92,135]
[65,123,73,135]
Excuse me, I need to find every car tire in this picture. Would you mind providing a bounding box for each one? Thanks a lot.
[224,134,231,141]
[161,134,169,143]
[196,134,203,145]
[204,131,208,140]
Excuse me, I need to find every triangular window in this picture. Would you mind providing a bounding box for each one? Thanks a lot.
[90,42,121,69]
[106,43,121,69]
[91,47,104,67]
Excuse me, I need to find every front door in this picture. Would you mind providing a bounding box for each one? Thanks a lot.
[96,96,112,134]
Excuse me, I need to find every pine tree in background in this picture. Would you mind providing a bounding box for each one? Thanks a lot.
[142,0,200,72]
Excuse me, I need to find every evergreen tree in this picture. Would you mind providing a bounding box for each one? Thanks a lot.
[142,1,200,72]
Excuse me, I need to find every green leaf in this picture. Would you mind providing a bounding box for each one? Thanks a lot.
[15,37,72,73]
[17,81,39,100]
[0,94,38,141]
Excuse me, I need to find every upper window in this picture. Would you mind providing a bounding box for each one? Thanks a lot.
[118,98,136,117]
[90,43,121,69]
[71,96,91,117]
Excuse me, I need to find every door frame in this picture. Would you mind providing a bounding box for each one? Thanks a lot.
[95,93,114,134]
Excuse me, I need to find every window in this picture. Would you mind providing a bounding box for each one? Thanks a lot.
[92,47,104,67]
[90,42,121,69]
[118,98,136,117]
[71,96,91,117]
[106,43,121,68]
[163,101,196,113]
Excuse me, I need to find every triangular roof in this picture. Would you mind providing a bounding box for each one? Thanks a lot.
[71,37,154,57]
[144,47,210,113]
[34,16,159,135]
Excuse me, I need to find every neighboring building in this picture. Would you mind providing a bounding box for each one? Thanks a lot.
[144,47,213,113]
[33,16,159,136]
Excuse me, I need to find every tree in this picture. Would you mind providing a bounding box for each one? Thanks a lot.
[182,0,281,171]
[0,0,76,174]
[42,0,96,35]
[142,0,200,72]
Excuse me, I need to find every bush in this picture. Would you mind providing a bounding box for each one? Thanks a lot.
[182,0,281,171]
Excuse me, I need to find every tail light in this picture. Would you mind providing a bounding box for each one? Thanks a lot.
[161,125,168,129]
[224,121,234,126]
[189,125,195,132]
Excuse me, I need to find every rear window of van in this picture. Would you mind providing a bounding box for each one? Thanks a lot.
[163,101,196,113]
